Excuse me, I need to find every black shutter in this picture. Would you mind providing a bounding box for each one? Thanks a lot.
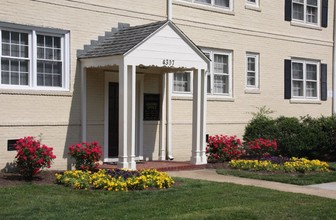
[284,59,292,99]
[285,0,292,21]
[320,64,327,101]
[321,0,328,28]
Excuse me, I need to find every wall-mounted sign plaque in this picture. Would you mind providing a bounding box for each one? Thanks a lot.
[144,94,160,121]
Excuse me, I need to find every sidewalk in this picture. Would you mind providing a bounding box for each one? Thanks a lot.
[167,169,336,200]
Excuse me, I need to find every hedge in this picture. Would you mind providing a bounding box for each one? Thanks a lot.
[243,114,336,161]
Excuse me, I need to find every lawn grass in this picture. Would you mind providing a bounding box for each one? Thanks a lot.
[216,169,336,185]
[1,178,336,219]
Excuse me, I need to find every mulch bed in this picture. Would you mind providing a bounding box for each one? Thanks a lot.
[0,171,61,187]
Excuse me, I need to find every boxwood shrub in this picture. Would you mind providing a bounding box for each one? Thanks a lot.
[243,113,336,161]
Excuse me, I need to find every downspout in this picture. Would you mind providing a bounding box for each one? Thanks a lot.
[168,0,173,21]
[333,0,336,115]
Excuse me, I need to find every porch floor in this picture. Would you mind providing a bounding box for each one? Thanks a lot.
[100,161,207,172]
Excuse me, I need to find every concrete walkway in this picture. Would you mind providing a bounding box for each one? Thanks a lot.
[167,169,336,200]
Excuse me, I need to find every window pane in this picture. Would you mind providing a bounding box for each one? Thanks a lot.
[1,71,9,84]
[54,37,61,48]
[292,63,303,79]
[11,72,19,85]
[2,31,10,43]
[306,64,317,80]
[215,0,229,7]
[214,74,228,93]
[293,4,304,20]
[20,72,28,85]
[37,73,44,86]
[37,47,44,59]
[46,48,53,59]
[45,36,53,47]
[306,82,317,97]
[2,43,10,56]
[247,71,256,86]
[45,62,52,73]
[307,0,317,6]
[293,81,303,96]
[173,72,190,92]
[53,74,61,87]
[45,74,52,86]
[20,60,29,73]
[207,74,211,94]
[11,32,19,44]
[20,45,29,58]
[37,35,44,47]
[214,54,228,73]
[247,57,255,71]
[1,59,9,71]
[20,33,28,45]
[11,44,19,57]
[195,0,211,4]
[11,60,19,72]
[307,6,318,23]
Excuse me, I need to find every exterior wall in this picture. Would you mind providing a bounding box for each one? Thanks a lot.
[0,0,334,169]
[171,0,334,140]
[0,0,167,170]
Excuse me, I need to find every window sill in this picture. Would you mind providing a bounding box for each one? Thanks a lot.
[289,99,322,105]
[173,1,235,16]
[245,89,261,94]
[245,5,261,12]
[0,89,72,97]
[207,96,234,102]
[290,21,322,31]
[172,95,193,101]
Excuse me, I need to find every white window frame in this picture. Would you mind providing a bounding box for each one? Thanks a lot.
[292,0,320,26]
[172,71,193,95]
[0,23,70,91]
[203,49,233,97]
[245,53,259,90]
[246,0,259,7]
[291,59,320,100]
[180,0,233,11]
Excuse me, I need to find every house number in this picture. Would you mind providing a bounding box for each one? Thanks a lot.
[162,59,175,67]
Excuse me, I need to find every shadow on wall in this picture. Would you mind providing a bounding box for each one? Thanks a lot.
[63,60,82,170]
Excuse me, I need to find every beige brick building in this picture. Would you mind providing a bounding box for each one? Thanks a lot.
[0,0,334,170]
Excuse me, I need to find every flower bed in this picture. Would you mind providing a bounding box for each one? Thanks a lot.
[55,169,174,191]
[229,157,330,173]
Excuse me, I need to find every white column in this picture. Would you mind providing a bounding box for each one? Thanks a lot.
[81,66,87,142]
[167,73,173,160]
[191,69,207,165]
[200,69,207,163]
[118,62,128,169]
[333,0,336,115]
[159,73,167,160]
[128,65,136,170]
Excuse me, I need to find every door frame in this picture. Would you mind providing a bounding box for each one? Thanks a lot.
[103,71,144,162]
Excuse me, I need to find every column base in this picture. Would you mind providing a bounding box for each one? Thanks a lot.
[190,155,207,165]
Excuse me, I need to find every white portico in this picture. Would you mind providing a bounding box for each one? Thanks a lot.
[78,20,209,170]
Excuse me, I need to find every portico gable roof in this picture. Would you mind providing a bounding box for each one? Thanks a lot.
[78,20,209,70]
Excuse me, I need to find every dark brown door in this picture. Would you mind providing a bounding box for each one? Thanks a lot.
[108,82,118,157]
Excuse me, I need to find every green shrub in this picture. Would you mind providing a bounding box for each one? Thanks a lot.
[243,107,336,160]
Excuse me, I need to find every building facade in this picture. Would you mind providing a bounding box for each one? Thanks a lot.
[0,0,334,170]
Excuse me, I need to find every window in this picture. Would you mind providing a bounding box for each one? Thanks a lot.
[246,0,259,7]
[292,60,318,98]
[182,0,232,10]
[204,50,232,96]
[292,0,318,24]
[173,71,191,93]
[0,23,69,90]
[284,59,327,101]
[285,0,328,27]
[246,53,259,89]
